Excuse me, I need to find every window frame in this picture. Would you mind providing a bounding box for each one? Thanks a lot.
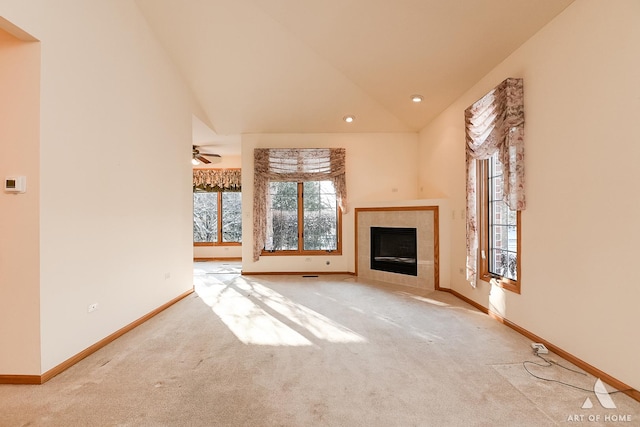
[478,156,521,294]
[193,191,242,247]
[261,181,342,256]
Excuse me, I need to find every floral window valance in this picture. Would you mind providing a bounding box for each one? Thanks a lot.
[193,169,241,192]
[253,148,347,261]
[465,77,525,287]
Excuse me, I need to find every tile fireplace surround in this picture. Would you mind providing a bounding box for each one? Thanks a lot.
[355,206,439,290]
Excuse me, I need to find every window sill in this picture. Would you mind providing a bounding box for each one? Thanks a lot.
[194,242,242,247]
[260,250,342,257]
[480,273,521,294]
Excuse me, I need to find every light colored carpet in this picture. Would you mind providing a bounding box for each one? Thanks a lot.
[1,262,638,426]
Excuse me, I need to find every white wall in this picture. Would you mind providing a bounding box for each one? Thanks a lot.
[1,0,196,374]
[0,27,41,374]
[418,0,640,391]
[241,133,419,273]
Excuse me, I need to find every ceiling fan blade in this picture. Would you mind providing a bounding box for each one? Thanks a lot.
[199,153,221,158]
[196,155,211,164]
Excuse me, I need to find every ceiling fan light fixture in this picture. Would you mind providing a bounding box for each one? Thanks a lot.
[411,94,424,103]
[343,115,355,123]
[191,158,200,165]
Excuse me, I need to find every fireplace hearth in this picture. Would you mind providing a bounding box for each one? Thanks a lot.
[370,227,417,276]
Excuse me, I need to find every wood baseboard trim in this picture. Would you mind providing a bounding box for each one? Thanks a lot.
[0,288,194,385]
[194,257,242,262]
[439,288,640,402]
[0,374,42,385]
[241,271,356,276]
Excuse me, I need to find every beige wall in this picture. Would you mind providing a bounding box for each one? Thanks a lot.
[0,27,41,374]
[1,0,196,374]
[241,133,419,273]
[2,0,636,395]
[418,0,640,391]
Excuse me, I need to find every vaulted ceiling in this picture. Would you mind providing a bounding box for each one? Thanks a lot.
[136,0,573,155]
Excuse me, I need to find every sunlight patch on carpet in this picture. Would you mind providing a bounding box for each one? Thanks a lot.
[237,278,367,344]
[195,276,366,346]
[199,283,312,346]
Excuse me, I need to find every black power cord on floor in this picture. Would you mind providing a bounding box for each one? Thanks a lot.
[523,351,631,395]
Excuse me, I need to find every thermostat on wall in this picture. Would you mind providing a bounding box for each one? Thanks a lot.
[4,176,26,193]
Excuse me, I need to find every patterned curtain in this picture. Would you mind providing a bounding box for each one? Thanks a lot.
[465,78,525,287]
[193,169,241,192]
[253,148,347,261]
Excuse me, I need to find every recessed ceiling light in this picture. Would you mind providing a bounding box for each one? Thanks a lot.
[343,115,355,123]
[411,94,424,103]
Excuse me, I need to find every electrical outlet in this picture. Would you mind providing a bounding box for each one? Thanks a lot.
[531,343,548,354]
[88,303,99,313]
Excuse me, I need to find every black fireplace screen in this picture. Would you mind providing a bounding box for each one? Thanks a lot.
[370,227,417,276]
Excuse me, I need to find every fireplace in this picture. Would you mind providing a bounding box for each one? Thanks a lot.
[356,206,438,289]
[370,227,417,276]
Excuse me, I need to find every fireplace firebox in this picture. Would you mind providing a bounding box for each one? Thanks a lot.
[370,227,417,276]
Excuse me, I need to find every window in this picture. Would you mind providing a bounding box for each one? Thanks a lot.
[193,191,242,245]
[464,77,524,289]
[478,153,521,293]
[221,192,242,242]
[263,180,341,255]
[253,148,346,261]
[194,192,218,243]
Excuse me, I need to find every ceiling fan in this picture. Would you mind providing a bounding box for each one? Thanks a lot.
[192,145,221,165]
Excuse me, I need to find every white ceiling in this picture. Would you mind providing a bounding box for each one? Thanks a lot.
[136,0,573,155]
